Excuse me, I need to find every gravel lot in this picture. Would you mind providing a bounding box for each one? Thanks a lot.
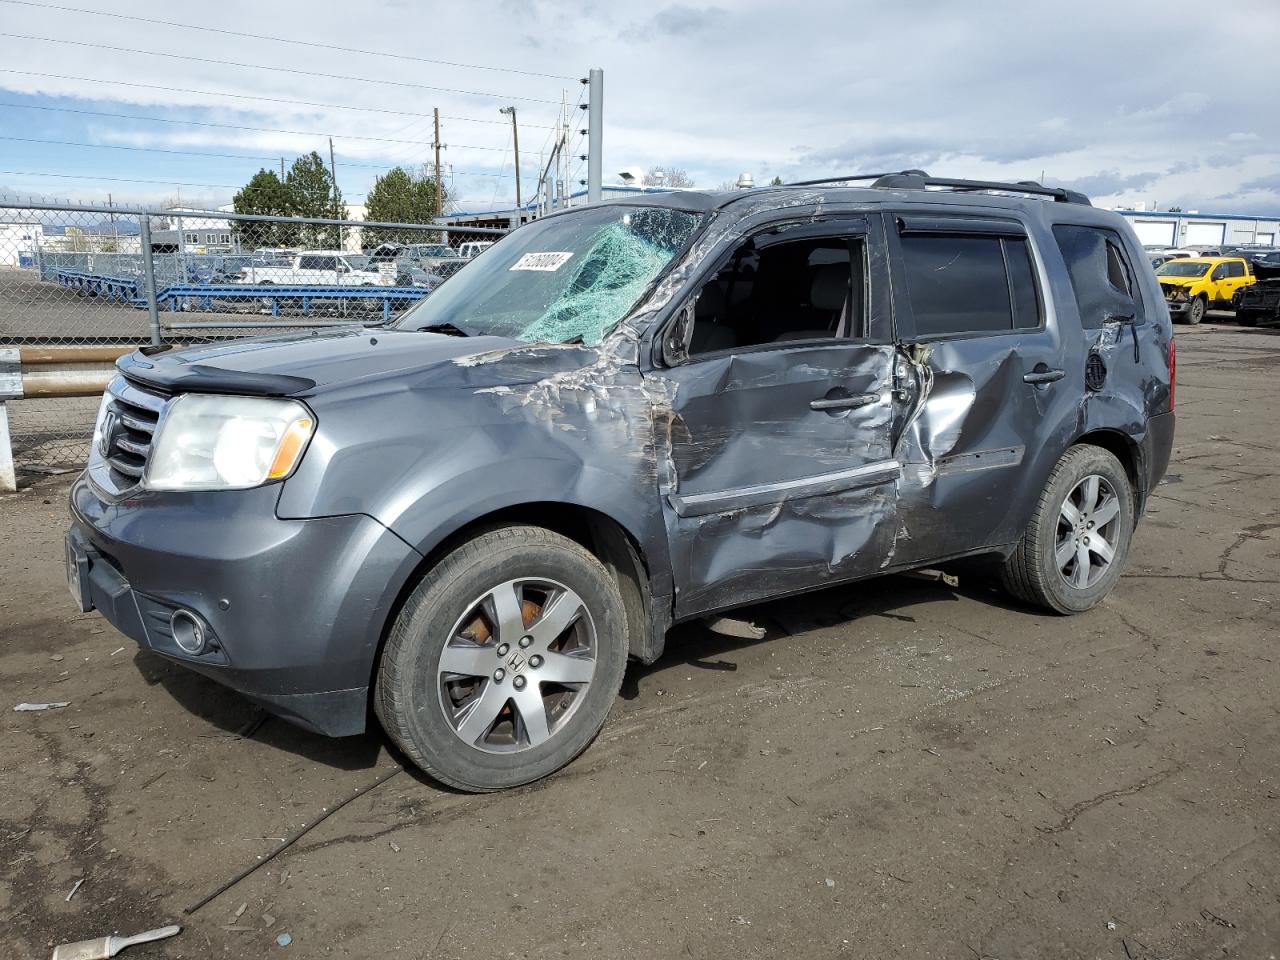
[1,322,1277,960]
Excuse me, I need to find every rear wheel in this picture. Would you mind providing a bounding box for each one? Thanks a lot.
[375,526,628,792]
[1000,445,1135,614]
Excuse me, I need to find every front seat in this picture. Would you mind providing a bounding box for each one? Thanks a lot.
[774,264,849,342]
[689,281,737,354]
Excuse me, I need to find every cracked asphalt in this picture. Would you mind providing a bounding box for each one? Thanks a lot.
[2,321,1277,959]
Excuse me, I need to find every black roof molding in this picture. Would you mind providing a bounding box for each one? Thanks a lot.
[784,169,1091,206]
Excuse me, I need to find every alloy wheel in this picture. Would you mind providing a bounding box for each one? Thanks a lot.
[437,578,597,754]
[1055,474,1122,590]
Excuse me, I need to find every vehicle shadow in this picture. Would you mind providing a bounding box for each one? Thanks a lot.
[131,649,385,771]
[619,568,1023,700]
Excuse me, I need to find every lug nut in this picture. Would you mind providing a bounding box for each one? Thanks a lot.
[529,655,543,669]
[513,675,527,690]
[493,668,506,682]
[518,635,533,649]
[496,643,510,656]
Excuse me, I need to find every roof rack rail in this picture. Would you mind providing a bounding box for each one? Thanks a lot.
[783,169,1090,205]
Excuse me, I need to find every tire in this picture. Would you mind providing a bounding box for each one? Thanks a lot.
[1236,311,1258,328]
[375,526,629,792]
[1187,295,1206,325]
[999,445,1135,614]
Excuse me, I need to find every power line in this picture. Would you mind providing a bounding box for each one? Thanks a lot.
[0,170,240,189]
[0,0,578,82]
[0,32,559,104]
[0,136,527,185]
[0,102,506,149]
[0,69,554,127]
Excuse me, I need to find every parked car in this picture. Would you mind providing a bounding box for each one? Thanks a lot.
[1155,256,1256,324]
[1233,257,1280,327]
[1146,248,1196,270]
[459,241,495,259]
[68,171,1174,791]
[238,251,388,286]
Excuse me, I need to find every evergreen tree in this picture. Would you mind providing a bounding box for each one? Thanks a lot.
[286,151,346,248]
[362,166,443,247]
[231,169,298,248]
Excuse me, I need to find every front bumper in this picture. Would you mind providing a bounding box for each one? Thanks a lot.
[67,474,422,736]
[1164,299,1191,316]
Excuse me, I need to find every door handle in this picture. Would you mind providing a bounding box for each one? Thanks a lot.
[810,393,879,411]
[1023,368,1065,385]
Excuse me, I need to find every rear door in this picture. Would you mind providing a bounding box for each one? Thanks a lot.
[886,213,1076,563]
[653,215,907,615]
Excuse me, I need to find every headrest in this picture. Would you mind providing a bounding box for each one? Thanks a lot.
[810,264,849,311]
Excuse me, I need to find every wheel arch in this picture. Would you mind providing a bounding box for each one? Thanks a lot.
[1071,428,1146,512]
[369,502,667,705]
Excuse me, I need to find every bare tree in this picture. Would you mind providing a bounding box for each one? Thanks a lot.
[643,165,695,188]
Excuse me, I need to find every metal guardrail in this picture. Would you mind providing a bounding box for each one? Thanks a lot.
[1,345,134,491]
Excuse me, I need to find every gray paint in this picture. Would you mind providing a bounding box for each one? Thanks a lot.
[70,183,1175,738]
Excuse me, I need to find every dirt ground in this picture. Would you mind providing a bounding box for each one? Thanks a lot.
[2,322,1277,960]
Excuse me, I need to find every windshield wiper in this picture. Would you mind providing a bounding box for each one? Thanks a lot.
[417,321,470,337]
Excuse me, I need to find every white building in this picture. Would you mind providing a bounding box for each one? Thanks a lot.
[1114,210,1279,250]
[0,220,44,265]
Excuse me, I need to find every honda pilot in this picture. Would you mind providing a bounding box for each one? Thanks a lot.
[67,171,1175,791]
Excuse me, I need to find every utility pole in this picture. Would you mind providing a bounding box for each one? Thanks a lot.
[280,157,285,179]
[328,137,342,249]
[433,107,443,218]
[587,68,603,203]
[500,106,521,219]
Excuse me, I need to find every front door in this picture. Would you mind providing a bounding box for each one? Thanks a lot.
[651,216,905,617]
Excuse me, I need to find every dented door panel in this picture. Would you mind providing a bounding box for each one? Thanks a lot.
[656,342,901,616]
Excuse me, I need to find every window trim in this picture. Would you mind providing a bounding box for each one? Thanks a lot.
[888,217,1047,343]
[663,216,886,367]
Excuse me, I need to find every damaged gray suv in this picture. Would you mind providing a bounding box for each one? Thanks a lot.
[67,171,1175,791]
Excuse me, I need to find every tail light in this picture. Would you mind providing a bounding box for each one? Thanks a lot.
[1168,337,1176,412]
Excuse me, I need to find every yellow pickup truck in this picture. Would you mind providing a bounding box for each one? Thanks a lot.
[1155,256,1255,324]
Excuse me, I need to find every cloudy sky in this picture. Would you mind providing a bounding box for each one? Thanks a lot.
[1,0,1278,215]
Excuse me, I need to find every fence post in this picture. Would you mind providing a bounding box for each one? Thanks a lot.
[0,348,18,492]
[138,213,162,345]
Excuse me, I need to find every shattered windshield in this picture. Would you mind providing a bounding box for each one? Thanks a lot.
[1156,261,1210,277]
[397,205,705,345]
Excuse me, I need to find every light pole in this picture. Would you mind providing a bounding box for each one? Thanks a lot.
[500,106,521,218]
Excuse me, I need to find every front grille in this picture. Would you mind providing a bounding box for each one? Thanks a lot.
[102,378,167,487]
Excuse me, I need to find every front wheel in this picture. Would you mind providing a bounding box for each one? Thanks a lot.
[375,526,629,791]
[1000,445,1135,614]
[1187,295,1206,325]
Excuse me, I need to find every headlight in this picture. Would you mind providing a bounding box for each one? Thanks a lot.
[89,390,112,459]
[146,394,314,491]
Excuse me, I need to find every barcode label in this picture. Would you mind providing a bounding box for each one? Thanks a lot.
[510,252,574,272]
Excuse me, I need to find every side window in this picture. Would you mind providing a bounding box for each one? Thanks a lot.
[1225,260,1246,278]
[687,234,868,355]
[1052,225,1142,328]
[898,233,1041,337]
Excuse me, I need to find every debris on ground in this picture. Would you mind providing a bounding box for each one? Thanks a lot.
[275,933,292,947]
[703,616,767,640]
[15,702,70,711]
[65,879,83,903]
[50,924,181,959]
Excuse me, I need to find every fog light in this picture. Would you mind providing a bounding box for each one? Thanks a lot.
[170,609,207,654]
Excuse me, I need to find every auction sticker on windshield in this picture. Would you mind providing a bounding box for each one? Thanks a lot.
[510,252,573,271]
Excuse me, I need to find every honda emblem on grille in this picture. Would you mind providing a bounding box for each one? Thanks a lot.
[98,408,117,457]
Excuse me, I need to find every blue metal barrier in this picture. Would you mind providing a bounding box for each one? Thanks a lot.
[51,270,432,323]
[156,284,431,322]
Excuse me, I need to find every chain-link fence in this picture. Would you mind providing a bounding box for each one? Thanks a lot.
[0,201,507,479]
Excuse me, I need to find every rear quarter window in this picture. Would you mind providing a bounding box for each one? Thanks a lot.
[1052,225,1143,328]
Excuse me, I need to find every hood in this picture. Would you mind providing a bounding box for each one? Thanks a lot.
[1155,274,1205,287]
[117,326,606,397]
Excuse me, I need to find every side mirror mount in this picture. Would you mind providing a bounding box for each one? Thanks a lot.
[662,300,695,367]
